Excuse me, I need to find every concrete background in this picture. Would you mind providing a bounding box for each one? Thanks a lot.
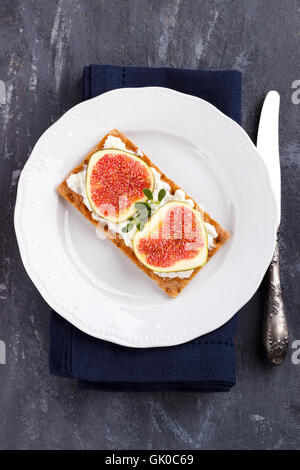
[0,0,299,450]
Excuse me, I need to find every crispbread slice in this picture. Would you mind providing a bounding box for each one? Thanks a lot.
[57,129,230,297]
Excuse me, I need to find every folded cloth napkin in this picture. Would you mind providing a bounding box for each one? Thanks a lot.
[50,66,242,392]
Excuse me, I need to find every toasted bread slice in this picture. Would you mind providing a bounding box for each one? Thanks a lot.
[57,130,230,297]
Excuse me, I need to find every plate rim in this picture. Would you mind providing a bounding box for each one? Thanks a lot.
[14,86,277,347]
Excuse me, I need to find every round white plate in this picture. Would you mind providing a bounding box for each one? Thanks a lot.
[15,87,277,347]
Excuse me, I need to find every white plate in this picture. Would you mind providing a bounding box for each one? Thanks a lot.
[14,87,277,347]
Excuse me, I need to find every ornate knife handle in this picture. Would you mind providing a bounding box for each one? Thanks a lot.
[263,231,288,365]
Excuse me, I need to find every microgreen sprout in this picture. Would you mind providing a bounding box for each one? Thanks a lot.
[158,189,166,202]
[121,188,167,232]
[143,188,153,200]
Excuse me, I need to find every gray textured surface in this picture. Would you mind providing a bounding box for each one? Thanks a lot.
[0,0,299,450]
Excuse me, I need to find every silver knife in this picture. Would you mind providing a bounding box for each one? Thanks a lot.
[257,90,288,365]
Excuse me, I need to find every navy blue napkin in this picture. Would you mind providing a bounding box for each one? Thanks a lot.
[50,66,241,392]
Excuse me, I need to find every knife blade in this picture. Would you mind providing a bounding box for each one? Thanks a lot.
[257,90,281,226]
[257,90,288,365]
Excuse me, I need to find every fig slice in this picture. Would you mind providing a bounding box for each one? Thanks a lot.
[86,149,154,223]
[133,201,208,272]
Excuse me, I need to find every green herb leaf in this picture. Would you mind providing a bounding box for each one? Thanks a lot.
[136,222,145,231]
[137,204,149,221]
[121,223,134,233]
[135,201,150,210]
[158,189,166,202]
[139,211,149,223]
[143,188,153,200]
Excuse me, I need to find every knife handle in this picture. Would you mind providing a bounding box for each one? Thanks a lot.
[263,231,288,365]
